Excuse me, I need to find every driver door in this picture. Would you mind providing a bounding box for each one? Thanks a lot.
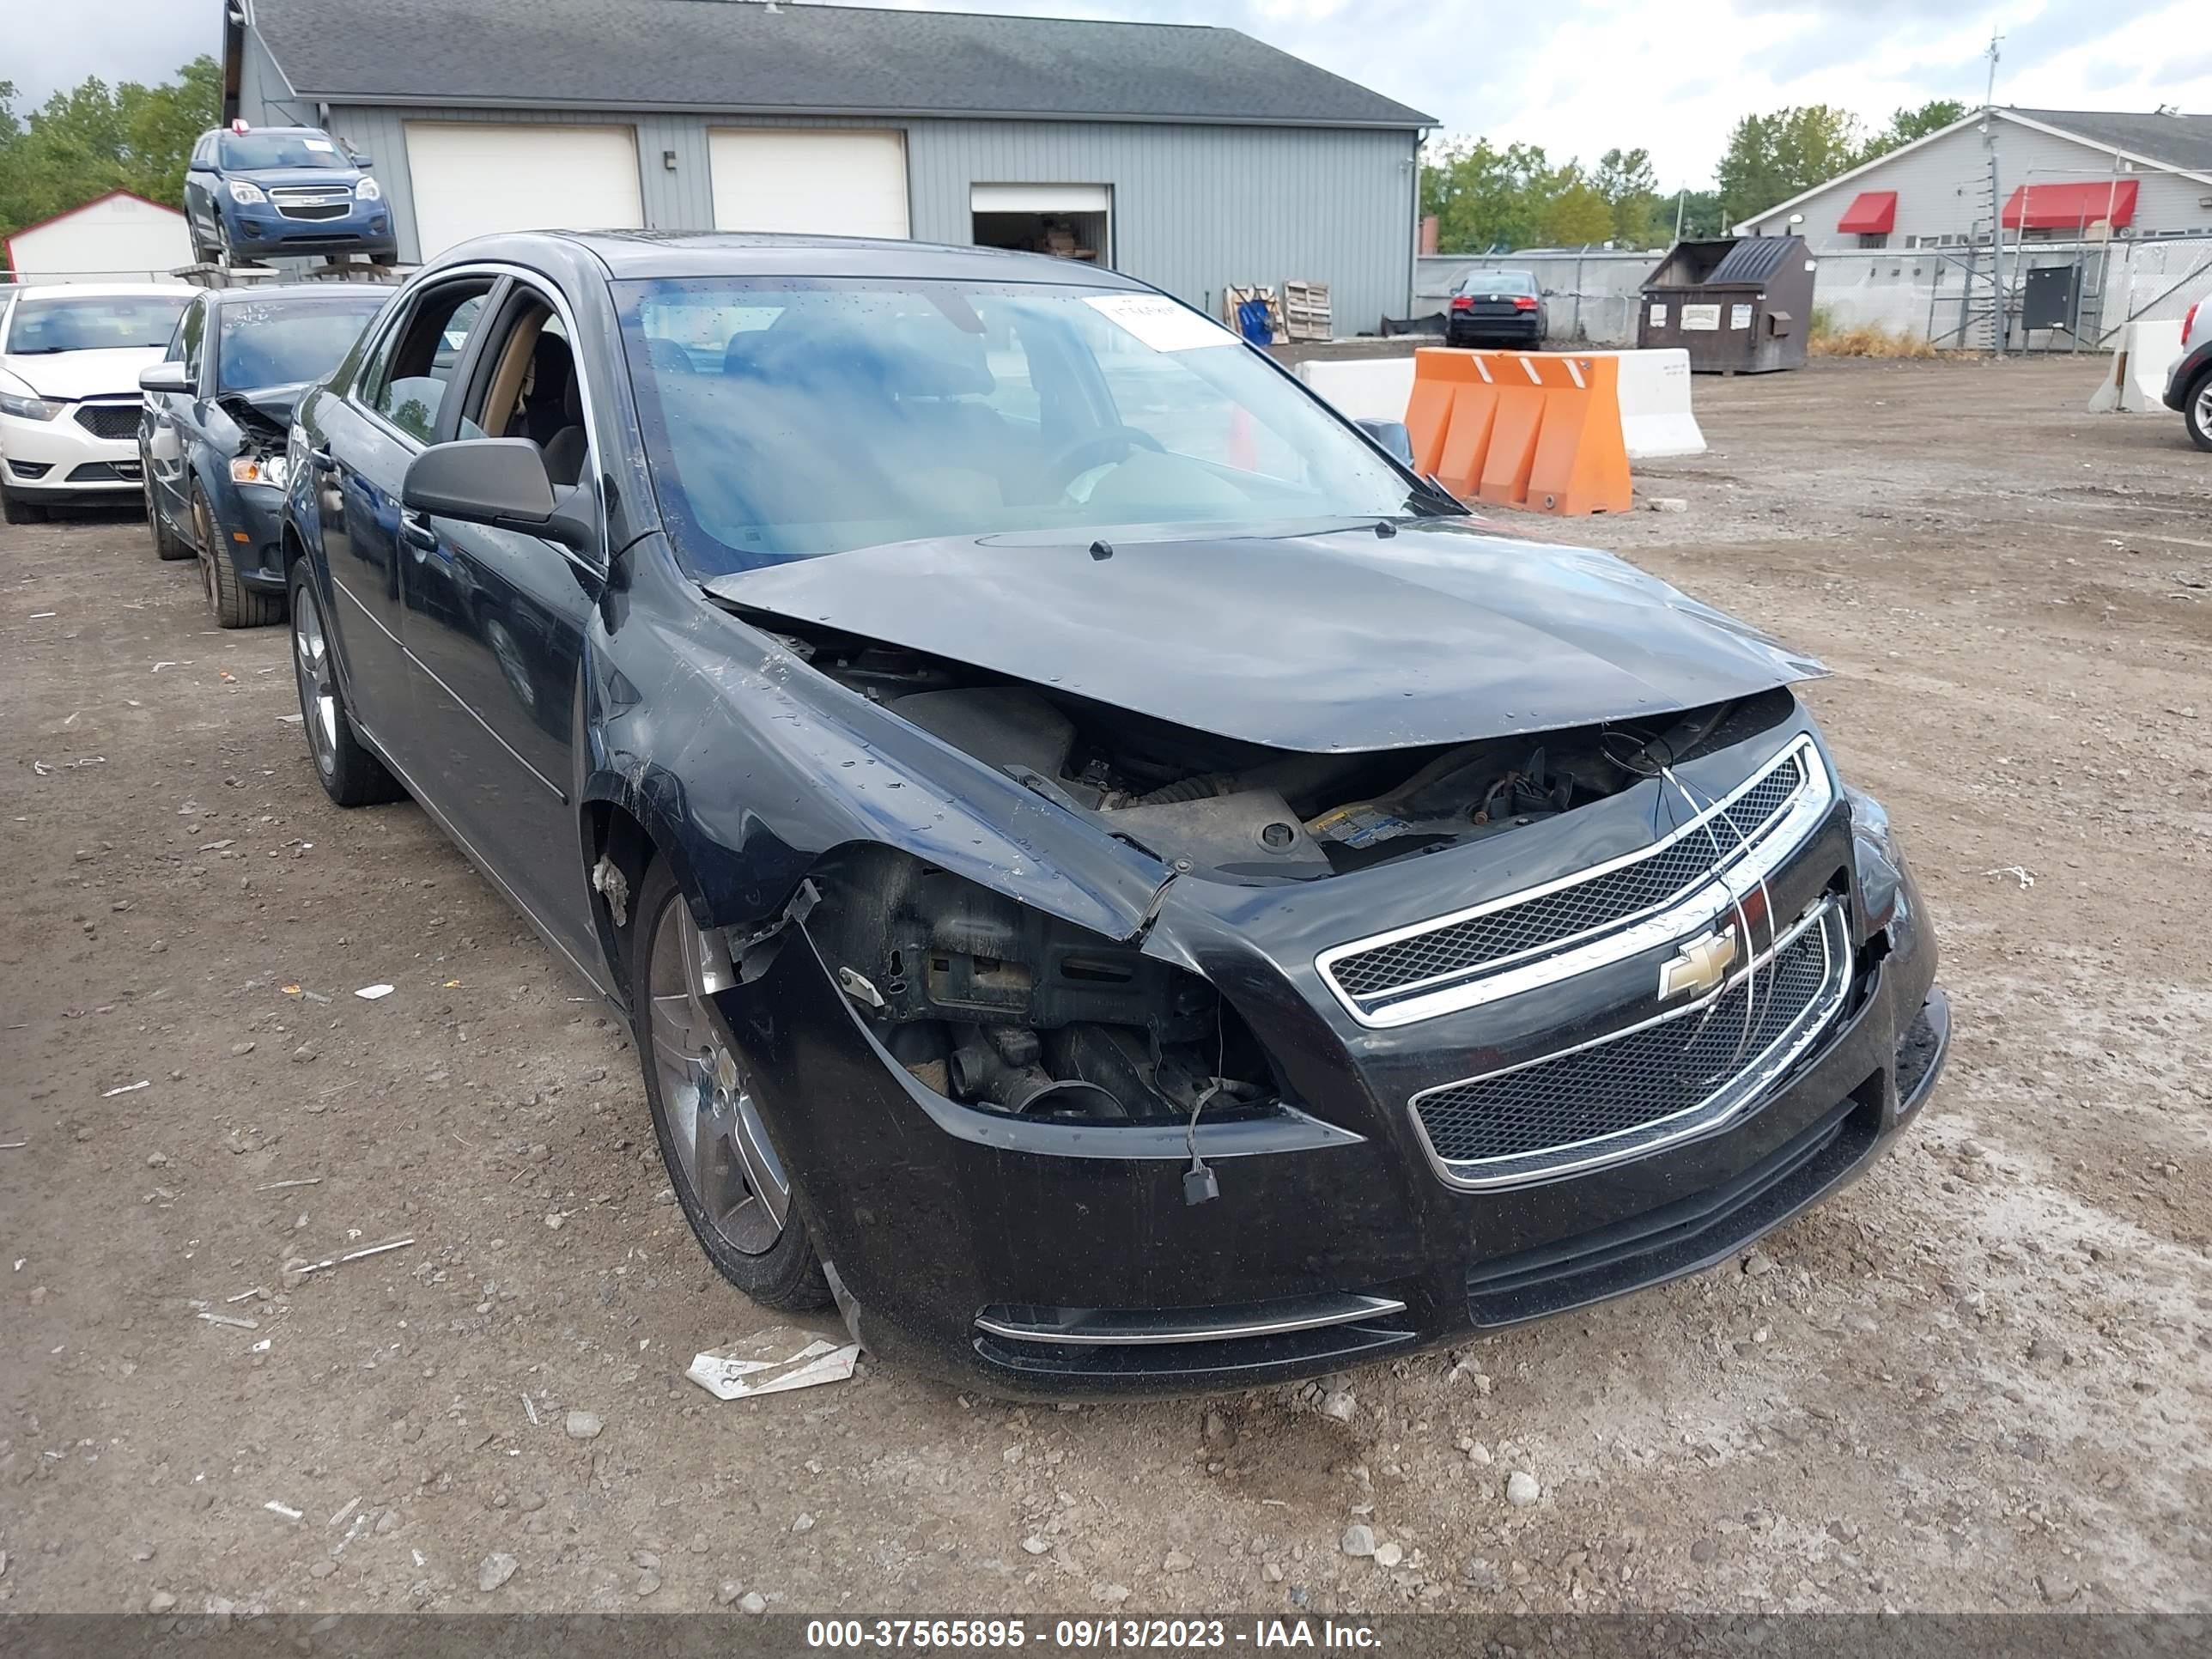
[398,281,605,972]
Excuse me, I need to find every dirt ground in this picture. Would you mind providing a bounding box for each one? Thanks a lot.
[3,357,2208,1620]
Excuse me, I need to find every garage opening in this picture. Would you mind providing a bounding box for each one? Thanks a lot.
[970,184,1111,265]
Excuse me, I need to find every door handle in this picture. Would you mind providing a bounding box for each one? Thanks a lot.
[309,444,338,476]
[399,510,439,555]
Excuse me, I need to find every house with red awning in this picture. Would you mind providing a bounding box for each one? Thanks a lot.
[1734,108,2212,252]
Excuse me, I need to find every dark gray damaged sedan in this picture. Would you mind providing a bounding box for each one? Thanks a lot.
[279,230,1948,1397]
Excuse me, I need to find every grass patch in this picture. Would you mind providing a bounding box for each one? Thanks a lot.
[1808,305,1940,359]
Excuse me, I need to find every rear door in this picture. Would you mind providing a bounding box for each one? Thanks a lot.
[398,278,604,967]
[307,275,500,756]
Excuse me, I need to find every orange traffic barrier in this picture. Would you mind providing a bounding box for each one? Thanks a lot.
[1403,349,1632,515]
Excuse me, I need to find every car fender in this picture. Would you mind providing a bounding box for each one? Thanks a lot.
[584,557,1173,947]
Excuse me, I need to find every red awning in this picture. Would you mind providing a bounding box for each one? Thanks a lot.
[1836,191,1898,234]
[2002,179,2139,230]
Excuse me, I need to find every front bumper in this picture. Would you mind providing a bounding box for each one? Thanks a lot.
[2,404,144,499]
[225,204,394,260]
[211,478,291,591]
[2163,340,2210,410]
[726,743,1948,1400]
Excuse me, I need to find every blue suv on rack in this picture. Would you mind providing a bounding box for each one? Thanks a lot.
[183,124,398,265]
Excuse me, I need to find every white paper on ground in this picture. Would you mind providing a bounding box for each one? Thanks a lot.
[355,983,394,1000]
[686,1325,860,1400]
[1084,294,1237,354]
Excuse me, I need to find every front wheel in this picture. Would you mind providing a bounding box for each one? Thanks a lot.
[632,860,831,1312]
[2186,368,2212,453]
[289,560,402,806]
[197,488,283,627]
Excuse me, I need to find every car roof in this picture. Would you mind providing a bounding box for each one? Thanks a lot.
[204,283,392,307]
[4,282,190,301]
[437,229,1159,289]
[207,125,331,139]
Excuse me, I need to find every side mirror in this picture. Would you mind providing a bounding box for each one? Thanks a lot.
[403,438,595,553]
[139,362,191,395]
[349,153,374,168]
[1353,417,1414,466]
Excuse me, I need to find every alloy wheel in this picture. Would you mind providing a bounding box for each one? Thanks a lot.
[192,495,219,611]
[2196,378,2212,438]
[646,891,790,1255]
[291,583,339,779]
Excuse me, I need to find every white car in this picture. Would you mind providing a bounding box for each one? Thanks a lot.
[0,283,192,524]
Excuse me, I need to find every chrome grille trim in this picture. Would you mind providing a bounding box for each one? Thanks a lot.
[1407,899,1850,1191]
[1316,736,1832,1028]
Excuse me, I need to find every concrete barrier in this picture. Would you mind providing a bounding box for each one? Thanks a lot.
[1298,348,1705,461]
[1401,349,1632,516]
[2087,319,2185,413]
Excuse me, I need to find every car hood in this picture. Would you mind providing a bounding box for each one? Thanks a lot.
[233,167,362,191]
[1,347,166,403]
[706,518,1828,752]
[216,380,309,433]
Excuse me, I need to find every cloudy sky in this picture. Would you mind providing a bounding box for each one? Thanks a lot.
[8,0,2206,185]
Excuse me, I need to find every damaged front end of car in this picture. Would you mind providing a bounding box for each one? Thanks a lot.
[605,524,1947,1398]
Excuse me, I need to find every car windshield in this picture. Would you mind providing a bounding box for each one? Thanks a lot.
[216,297,385,392]
[1456,271,1537,295]
[617,276,1419,574]
[220,132,347,170]
[4,294,190,355]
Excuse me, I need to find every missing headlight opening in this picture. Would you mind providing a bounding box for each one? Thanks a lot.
[806,844,1280,1128]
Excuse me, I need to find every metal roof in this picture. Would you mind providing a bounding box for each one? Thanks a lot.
[1708,236,1806,285]
[249,0,1435,130]
[2010,108,2212,176]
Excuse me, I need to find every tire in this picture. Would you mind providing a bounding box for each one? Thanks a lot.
[146,476,191,559]
[2,489,46,526]
[2186,368,2212,453]
[288,559,403,806]
[195,487,283,627]
[630,859,832,1313]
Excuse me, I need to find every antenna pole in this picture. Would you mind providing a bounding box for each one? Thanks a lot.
[1985,33,2007,358]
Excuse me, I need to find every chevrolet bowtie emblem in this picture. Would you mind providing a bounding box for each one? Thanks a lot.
[1659,928,1739,1000]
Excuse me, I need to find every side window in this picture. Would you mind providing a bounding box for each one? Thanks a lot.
[457,291,589,484]
[365,283,492,444]
[179,300,207,386]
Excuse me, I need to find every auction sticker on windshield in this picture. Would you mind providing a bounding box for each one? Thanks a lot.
[1084,294,1237,352]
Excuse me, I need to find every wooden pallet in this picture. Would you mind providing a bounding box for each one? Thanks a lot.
[1281,280,1332,343]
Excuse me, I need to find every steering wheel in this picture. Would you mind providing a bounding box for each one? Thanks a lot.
[1045,425,1165,497]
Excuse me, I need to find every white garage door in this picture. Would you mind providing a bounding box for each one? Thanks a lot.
[404,123,644,258]
[709,129,908,239]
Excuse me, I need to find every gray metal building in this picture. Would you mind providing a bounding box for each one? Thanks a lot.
[222,0,1432,333]
[1736,107,2212,251]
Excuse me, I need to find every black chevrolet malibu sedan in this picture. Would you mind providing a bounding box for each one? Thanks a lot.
[280,231,1948,1398]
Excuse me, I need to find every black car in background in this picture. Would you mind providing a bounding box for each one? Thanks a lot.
[138,283,390,626]
[1445,268,1548,347]
[280,231,1947,1398]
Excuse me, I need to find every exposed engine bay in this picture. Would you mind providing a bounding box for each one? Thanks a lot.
[784,623,1790,881]
[776,620,1795,1128]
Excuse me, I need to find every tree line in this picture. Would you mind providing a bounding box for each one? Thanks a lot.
[0,58,220,264]
[1421,99,1970,253]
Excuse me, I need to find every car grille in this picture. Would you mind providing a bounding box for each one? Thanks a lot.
[73,402,139,441]
[1319,739,1820,1024]
[277,203,349,222]
[1408,902,1850,1188]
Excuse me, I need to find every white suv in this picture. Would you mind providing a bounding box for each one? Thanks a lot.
[0,283,191,523]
